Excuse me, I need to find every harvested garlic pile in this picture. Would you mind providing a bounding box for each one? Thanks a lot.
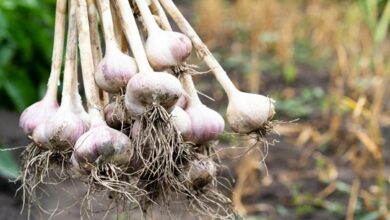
[18,0,275,218]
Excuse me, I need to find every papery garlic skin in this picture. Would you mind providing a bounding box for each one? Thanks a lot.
[146,30,192,70]
[171,106,191,139]
[186,156,216,189]
[19,98,59,135]
[95,45,138,93]
[32,123,51,149]
[227,92,275,134]
[185,103,225,144]
[44,95,90,150]
[104,102,128,129]
[71,122,132,171]
[125,72,183,116]
[176,92,188,109]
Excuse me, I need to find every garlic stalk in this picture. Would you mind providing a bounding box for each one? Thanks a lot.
[115,0,182,116]
[134,0,192,70]
[94,0,138,93]
[73,0,132,171]
[19,0,66,135]
[45,0,90,150]
[160,0,275,134]
[86,0,109,106]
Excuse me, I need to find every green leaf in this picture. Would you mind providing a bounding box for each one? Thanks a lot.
[283,62,297,84]
[374,0,390,44]
[0,147,19,179]
[359,211,381,220]
[3,69,37,111]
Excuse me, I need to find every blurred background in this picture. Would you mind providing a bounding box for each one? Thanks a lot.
[0,0,389,219]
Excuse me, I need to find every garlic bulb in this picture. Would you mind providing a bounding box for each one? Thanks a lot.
[95,43,138,93]
[181,75,224,144]
[104,102,128,129]
[75,2,132,172]
[45,2,90,150]
[134,0,192,70]
[19,98,59,136]
[72,112,132,171]
[45,96,90,150]
[185,102,225,144]
[145,30,192,70]
[95,0,138,93]
[227,92,275,133]
[171,106,191,138]
[184,155,216,190]
[125,71,182,116]
[160,0,276,135]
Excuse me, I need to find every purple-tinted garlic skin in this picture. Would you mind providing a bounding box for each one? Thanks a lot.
[185,103,225,144]
[95,46,138,93]
[19,98,59,135]
[32,123,51,149]
[176,93,189,110]
[45,109,90,150]
[104,102,128,129]
[146,30,192,70]
[71,123,132,171]
[125,71,183,116]
[185,156,216,189]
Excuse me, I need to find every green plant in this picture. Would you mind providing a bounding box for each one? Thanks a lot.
[0,147,19,179]
[0,0,56,111]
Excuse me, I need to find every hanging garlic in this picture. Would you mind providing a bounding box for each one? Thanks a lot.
[72,0,132,172]
[94,0,138,93]
[45,1,90,150]
[135,0,192,70]
[115,0,183,117]
[160,0,275,134]
[19,0,66,135]
[182,75,225,144]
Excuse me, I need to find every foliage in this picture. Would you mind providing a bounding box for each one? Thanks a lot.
[0,147,19,179]
[0,0,55,112]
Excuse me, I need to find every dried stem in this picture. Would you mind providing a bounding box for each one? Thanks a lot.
[134,0,161,35]
[86,0,109,106]
[114,0,153,73]
[46,0,67,101]
[151,0,171,31]
[77,0,102,112]
[151,1,201,106]
[96,0,117,47]
[61,0,78,102]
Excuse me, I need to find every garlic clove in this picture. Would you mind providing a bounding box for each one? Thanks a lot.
[72,124,132,171]
[227,92,275,134]
[125,71,183,116]
[171,106,191,139]
[19,98,59,135]
[95,45,138,93]
[146,30,192,70]
[185,103,225,144]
